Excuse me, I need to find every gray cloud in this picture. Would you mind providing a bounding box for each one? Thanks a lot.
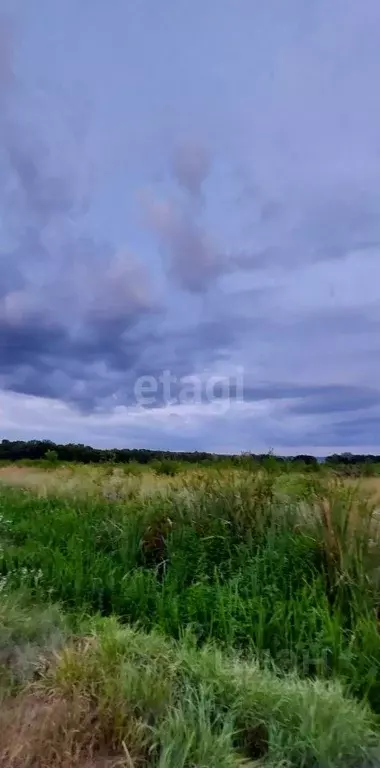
[1,0,380,453]
[282,412,380,452]
[171,140,211,198]
[141,192,227,293]
[140,139,231,293]
[287,385,380,417]
[0,17,12,86]
[0,37,169,410]
[329,415,380,447]
[230,189,380,273]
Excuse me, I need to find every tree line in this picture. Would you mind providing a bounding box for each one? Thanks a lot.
[0,439,379,471]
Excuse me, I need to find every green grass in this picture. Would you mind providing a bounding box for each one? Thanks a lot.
[0,470,379,764]
[0,602,378,767]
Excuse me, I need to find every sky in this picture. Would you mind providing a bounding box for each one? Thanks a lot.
[0,0,379,455]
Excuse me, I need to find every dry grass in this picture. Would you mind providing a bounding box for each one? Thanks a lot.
[0,691,133,768]
[345,475,380,502]
[2,462,380,498]
[0,465,172,499]
[0,464,244,507]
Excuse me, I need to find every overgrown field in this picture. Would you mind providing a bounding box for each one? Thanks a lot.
[0,464,380,766]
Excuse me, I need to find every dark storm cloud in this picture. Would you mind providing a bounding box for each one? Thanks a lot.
[2,0,380,455]
[0,38,168,409]
[0,317,67,368]
[3,31,374,424]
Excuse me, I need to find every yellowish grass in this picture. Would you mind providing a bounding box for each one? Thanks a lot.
[0,691,133,767]
[0,464,234,500]
[344,476,380,502]
[0,465,174,499]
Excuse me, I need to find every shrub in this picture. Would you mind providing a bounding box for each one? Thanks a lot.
[44,449,59,465]
[151,459,180,476]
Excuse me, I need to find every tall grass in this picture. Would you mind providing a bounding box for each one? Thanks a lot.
[0,472,379,712]
[1,613,376,767]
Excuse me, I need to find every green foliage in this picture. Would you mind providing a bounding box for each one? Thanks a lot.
[151,459,180,476]
[44,448,59,464]
[122,460,143,475]
[0,474,380,713]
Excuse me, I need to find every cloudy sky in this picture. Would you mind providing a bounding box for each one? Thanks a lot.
[0,0,379,455]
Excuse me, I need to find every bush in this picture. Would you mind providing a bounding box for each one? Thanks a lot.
[44,449,59,465]
[151,459,180,476]
[122,460,143,476]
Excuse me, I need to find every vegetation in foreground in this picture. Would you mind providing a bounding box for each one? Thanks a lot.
[0,464,380,766]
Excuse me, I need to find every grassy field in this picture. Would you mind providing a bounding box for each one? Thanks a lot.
[0,462,380,766]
